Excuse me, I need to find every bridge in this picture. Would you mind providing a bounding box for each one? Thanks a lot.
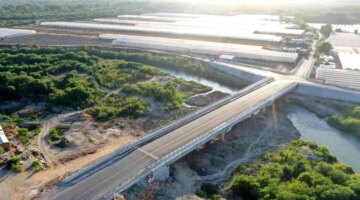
[50,45,360,200]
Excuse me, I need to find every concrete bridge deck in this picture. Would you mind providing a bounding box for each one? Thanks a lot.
[51,80,296,200]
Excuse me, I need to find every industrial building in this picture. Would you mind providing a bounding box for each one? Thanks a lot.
[102,34,299,63]
[0,28,36,39]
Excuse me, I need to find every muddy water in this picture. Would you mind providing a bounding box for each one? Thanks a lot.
[159,68,238,95]
[287,105,360,172]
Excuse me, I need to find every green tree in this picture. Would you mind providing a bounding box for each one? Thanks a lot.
[319,186,356,200]
[319,42,333,54]
[320,24,333,37]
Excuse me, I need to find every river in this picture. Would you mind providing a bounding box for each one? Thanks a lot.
[160,68,238,95]
[161,67,360,172]
[287,105,360,172]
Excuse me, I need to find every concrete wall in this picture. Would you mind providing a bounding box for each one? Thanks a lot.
[296,83,360,103]
[208,62,265,83]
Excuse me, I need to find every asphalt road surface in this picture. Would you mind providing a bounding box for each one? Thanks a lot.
[50,80,294,200]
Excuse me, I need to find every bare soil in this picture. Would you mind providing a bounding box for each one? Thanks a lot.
[186,91,229,107]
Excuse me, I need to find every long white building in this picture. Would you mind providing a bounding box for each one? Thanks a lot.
[0,28,36,39]
[102,34,299,63]
[41,21,282,43]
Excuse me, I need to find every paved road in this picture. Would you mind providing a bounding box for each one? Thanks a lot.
[50,81,294,200]
[295,58,315,79]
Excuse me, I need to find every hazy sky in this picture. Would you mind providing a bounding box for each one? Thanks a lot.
[156,0,358,6]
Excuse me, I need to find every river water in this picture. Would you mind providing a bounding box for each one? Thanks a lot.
[287,105,360,172]
[160,68,238,95]
[162,67,360,172]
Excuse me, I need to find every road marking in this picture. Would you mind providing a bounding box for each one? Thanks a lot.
[136,148,159,160]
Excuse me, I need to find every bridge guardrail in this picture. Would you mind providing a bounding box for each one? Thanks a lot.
[100,82,297,199]
[62,77,274,185]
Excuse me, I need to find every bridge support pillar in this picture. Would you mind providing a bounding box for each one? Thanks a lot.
[261,107,267,113]
[222,126,232,141]
[152,165,169,182]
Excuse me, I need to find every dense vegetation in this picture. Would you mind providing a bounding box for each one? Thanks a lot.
[0,0,162,26]
[230,141,360,200]
[0,46,236,124]
[122,82,184,111]
[87,94,147,122]
[85,49,244,90]
[0,47,104,109]
[328,106,360,137]
[1,1,360,26]
[94,60,165,89]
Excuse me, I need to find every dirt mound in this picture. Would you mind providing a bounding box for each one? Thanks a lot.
[186,91,229,107]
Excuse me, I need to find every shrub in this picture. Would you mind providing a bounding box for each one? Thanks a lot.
[6,157,22,172]
[0,146,4,155]
[231,175,260,199]
[48,128,62,143]
[32,159,42,171]
[17,127,31,144]
[195,183,219,198]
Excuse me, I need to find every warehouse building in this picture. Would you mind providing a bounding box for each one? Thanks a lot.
[102,34,299,64]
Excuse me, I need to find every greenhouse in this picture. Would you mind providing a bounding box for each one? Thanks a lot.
[102,34,299,63]
[41,21,282,42]
[338,52,360,70]
[0,28,36,39]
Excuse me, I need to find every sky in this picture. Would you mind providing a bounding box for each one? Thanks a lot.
[155,0,359,6]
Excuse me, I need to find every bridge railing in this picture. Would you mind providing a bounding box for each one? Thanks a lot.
[100,82,297,199]
[62,77,274,185]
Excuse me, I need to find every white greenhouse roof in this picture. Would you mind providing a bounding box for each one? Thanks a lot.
[0,28,36,39]
[113,13,303,36]
[95,18,302,36]
[101,34,298,63]
[41,21,283,42]
[308,23,360,33]
[338,52,360,70]
[328,33,360,53]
